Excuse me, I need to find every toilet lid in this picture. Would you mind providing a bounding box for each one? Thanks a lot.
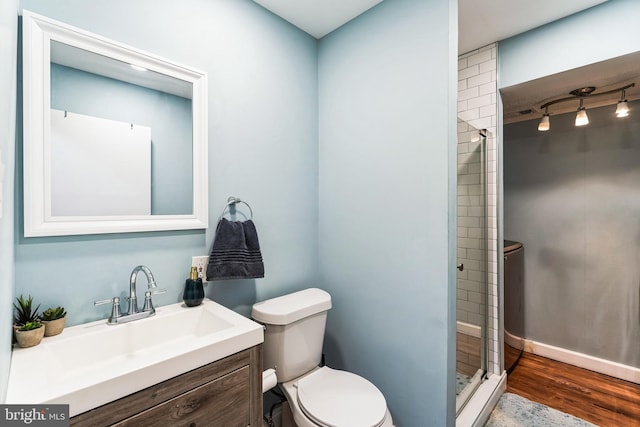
[296,367,387,427]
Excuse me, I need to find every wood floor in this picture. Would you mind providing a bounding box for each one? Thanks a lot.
[506,352,640,427]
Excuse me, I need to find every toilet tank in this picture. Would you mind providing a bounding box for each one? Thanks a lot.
[252,288,332,382]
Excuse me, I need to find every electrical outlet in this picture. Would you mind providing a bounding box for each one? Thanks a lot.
[191,256,208,281]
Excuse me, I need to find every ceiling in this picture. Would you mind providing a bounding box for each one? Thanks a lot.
[458,0,607,54]
[253,0,383,39]
[253,0,608,52]
[253,0,638,125]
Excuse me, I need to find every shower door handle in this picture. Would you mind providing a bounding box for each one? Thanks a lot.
[457,263,464,271]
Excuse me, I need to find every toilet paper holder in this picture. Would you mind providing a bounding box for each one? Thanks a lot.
[262,368,278,393]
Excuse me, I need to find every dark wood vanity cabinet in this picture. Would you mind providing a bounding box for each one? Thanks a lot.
[71,345,262,427]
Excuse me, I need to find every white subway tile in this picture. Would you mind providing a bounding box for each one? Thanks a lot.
[468,291,483,304]
[469,94,493,110]
[459,300,480,314]
[458,216,480,228]
[467,49,492,66]
[468,163,481,175]
[479,59,496,74]
[468,71,492,88]
[458,108,480,122]
[479,81,496,96]
[480,103,496,118]
[459,86,479,101]
[459,48,479,60]
[459,65,479,80]
[468,206,483,217]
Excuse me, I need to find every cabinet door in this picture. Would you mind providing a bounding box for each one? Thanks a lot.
[114,366,250,427]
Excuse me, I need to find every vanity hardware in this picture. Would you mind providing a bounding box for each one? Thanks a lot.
[94,265,166,325]
[93,297,122,324]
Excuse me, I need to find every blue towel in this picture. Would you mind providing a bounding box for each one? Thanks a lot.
[206,218,264,280]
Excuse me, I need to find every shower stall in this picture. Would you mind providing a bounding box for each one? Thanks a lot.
[455,119,489,414]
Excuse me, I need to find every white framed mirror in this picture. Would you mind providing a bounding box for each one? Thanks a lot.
[22,10,208,237]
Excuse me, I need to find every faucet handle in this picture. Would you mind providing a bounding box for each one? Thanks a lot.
[141,289,165,314]
[94,296,123,324]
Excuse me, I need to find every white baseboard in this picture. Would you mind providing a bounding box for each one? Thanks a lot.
[504,330,523,350]
[520,338,640,385]
[457,321,482,338]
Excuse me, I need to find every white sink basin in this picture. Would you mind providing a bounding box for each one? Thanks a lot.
[6,299,264,417]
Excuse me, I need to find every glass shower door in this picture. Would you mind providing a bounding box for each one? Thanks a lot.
[455,119,488,414]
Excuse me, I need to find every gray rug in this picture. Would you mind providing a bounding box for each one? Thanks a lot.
[456,373,471,396]
[485,392,597,427]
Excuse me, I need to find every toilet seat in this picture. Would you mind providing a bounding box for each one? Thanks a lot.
[296,367,387,427]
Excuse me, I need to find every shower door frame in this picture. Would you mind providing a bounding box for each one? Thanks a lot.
[455,124,489,415]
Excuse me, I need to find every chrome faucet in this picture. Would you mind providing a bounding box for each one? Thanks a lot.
[94,265,166,325]
[127,265,158,315]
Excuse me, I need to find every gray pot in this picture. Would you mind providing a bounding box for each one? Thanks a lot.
[43,316,66,337]
[15,324,45,348]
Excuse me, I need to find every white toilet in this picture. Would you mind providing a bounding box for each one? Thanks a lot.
[252,288,394,427]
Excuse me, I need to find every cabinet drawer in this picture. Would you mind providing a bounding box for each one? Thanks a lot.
[114,366,250,427]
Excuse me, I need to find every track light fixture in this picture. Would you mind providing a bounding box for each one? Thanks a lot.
[616,89,629,118]
[536,83,634,131]
[575,99,589,126]
[538,107,550,131]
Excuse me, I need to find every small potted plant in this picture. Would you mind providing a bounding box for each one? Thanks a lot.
[40,306,67,337]
[13,295,45,348]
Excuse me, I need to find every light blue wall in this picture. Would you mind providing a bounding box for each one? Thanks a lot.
[318,0,457,425]
[499,0,640,370]
[504,102,640,368]
[0,0,19,403]
[51,64,193,215]
[9,1,460,421]
[16,0,319,324]
[499,0,640,89]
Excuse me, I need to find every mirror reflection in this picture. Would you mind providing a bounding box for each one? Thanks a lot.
[22,10,208,237]
[50,41,194,216]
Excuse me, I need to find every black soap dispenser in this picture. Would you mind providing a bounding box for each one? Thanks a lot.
[183,266,204,307]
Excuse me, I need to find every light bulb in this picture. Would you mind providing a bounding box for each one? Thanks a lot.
[575,99,589,127]
[538,114,550,131]
[616,100,629,118]
[575,109,589,126]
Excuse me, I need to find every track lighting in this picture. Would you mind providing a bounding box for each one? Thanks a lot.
[536,83,634,132]
[616,89,629,117]
[538,107,550,131]
[575,99,589,126]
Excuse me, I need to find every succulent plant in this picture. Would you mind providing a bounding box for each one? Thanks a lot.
[13,295,41,326]
[40,306,66,321]
[18,321,42,331]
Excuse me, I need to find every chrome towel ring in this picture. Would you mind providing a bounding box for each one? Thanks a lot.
[218,196,254,221]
